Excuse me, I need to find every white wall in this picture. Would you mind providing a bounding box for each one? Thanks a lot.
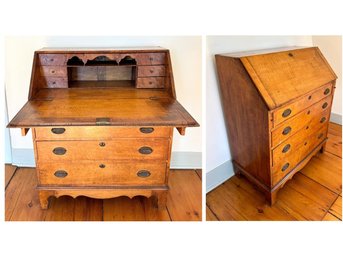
[312,36,342,116]
[206,36,314,172]
[5,36,202,157]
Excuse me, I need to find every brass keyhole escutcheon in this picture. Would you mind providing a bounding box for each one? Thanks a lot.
[282,144,291,153]
[140,127,154,134]
[282,126,292,135]
[54,170,68,178]
[51,128,65,134]
[137,170,151,178]
[282,109,292,118]
[139,146,153,155]
[53,147,67,155]
[281,163,289,172]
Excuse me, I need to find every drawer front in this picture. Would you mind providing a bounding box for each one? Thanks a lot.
[272,126,328,186]
[34,127,172,141]
[137,65,166,77]
[271,95,332,147]
[42,77,68,88]
[273,82,333,127]
[136,53,166,65]
[39,54,66,66]
[136,77,165,88]
[36,138,170,161]
[38,161,166,186]
[40,66,67,77]
[272,107,331,165]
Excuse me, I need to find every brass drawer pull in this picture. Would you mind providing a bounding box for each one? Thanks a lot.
[140,127,154,134]
[324,88,330,95]
[281,163,289,172]
[54,170,68,178]
[282,126,292,135]
[137,170,151,178]
[282,144,291,153]
[322,102,328,109]
[282,109,292,118]
[308,95,312,100]
[320,117,326,123]
[139,146,153,155]
[99,164,106,168]
[53,147,67,155]
[51,128,65,134]
[99,142,106,147]
[318,133,324,139]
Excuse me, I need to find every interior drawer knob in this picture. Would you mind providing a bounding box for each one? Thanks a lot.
[54,170,68,178]
[53,147,67,155]
[99,164,106,169]
[51,128,66,134]
[140,127,154,134]
[139,146,153,155]
[137,170,151,178]
[150,69,154,73]
[322,102,328,109]
[320,117,326,123]
[324,88,330,95]
[282,144,291,153]
[99,142,106,147]
[50,58,54,62]
[282,108,292,118]
[281,163,290,172]
[282,126,292,135]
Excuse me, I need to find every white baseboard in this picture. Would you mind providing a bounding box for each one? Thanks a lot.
[206,160,234,193]
[330,112,342,125]
[10,149,202,169]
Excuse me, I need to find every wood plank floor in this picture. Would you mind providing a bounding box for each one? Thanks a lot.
[5,167,202,221]
[207,122,342,221]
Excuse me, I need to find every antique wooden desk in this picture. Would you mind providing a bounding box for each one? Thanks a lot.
[216,46,337,204]
[8,47,198,209]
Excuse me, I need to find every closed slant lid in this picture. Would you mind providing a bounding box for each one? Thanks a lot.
[236,47,337,109]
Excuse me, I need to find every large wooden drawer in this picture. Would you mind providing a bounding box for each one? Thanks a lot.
[272,82,333,127]
[34,127,172,141]
[271,95,332,147]
[38,161,166,186]
[271,125,328,186]
[36,138,170,161]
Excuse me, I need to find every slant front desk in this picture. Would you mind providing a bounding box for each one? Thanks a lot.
[8,47,199,209]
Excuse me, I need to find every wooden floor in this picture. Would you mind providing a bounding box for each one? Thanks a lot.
[207,122,342,221]
[5,167,202,221]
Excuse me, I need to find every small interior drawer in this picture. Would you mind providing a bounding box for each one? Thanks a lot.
[272,82,333,127]
[41,77,68,88]
[40,66,67,77]
[34,126,172,140]
[38,54,67,66]
[38,161,167,186]
[136,77,165,88]
[137,65,166,77]
[135,53,166,65]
